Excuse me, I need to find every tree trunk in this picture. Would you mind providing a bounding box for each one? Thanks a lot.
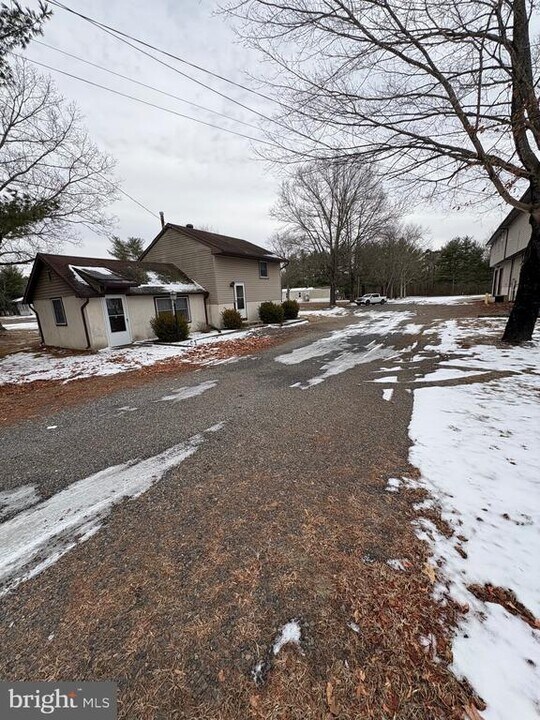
[502,206,540,343]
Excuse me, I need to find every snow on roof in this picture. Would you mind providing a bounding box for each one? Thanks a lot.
[136,271,204,294]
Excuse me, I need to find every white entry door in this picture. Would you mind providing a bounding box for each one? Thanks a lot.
[104,295,131,346]
[234,282,247,319]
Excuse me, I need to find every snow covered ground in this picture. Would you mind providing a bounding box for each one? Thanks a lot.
[407,319,540,719]
[391,294,483,305]
[2,320,38,331]
[0,329,261,385]
[299,306,349,317]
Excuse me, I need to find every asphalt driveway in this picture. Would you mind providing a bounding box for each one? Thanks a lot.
[0,305,477,719]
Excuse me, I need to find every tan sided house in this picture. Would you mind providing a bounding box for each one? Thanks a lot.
[140,223,284,326]
[24,254,207,350]
[487,191,532,301]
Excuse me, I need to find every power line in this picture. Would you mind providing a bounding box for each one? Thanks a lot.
[33,40,263,134]
[48,0,284,110]
[18,55,280,148]
[46,0,331,151]
[97,173,158,219]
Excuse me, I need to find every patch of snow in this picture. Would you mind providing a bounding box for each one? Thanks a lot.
[386,558,409,571]
[299,307,349,317]
[402,323,424,334]
[292,343,396,389]
[3,321,38,330]
[0,485,40,519]
[273,620,302,655]
[385,478,401,492]
[0,424,224,594]
[137,271,204,293]
[116,406,137,414]
[382,388,394,401]
[391,295,483,305]
[373,375,398,384]
[46,425,57,430]
[407,317,540,718]
[413,368,490,383]
[158,380,217,402]
[0,328,264,385]
[277,311,413,366]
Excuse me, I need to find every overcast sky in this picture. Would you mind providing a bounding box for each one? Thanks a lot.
[20,0,509,258]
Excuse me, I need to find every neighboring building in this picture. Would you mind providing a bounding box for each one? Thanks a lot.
[140,223,284,326]
[13,297,34,316]
[24,254,206,350]
[282,286,331,302]
[487,193,531,300]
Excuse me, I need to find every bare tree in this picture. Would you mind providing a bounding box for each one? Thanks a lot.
[273,161,393,304]
[0,60,118,266]
[358,225,426,297]
[226,0,540,342]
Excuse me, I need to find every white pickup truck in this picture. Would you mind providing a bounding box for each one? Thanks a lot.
[355,293,387,306]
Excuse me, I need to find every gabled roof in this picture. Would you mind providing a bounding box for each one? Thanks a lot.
[140,223,286,262]
[487,189,531,246]
[24,253,205,303]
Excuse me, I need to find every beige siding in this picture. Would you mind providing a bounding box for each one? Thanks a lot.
[213,256,281,305]
[142,228,217,299]
[34,296,89,349]
[33,265,73,300]
[125,294,208,339]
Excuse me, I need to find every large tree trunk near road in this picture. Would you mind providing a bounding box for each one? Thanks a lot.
[502,211,540,344]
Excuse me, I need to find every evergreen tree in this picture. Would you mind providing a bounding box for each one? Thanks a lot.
[108,236,145,261]
[436,237,490,292]
[0,265,26,314]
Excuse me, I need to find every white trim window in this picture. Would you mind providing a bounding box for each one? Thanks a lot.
[259,260,269,278]
[51,297,67,326]
[154,295,191,322]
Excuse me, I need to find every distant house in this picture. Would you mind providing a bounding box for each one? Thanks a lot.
[24,254,207,350]
[282,286,331,302]
[487,193,531,300]
[140,223,284,326]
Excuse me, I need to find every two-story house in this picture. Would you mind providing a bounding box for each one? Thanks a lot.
[140,223,284,326]
[487,192,531,301]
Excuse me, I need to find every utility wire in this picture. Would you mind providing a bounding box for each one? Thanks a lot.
[48,0,285,109]
[46,0,331,150]
[18,55,280,148]
[33,40,263,134]
[97,172,159,219]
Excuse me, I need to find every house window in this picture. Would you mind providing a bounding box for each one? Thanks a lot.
[259,261,269,278]
[154,296,191,322]
[51,298,67,326]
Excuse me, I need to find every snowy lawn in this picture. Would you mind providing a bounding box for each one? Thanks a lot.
[299,306,350,317]
[407,318,540,719]
[0,328,267,385]
[391,294,483,305]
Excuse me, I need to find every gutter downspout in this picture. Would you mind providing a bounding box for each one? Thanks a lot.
[29,303,44,345]
[80,299,91,349]
[203,291,221,333]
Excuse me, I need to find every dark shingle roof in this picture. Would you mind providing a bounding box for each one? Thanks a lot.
[141,223,285,262]
[24,254,205,303]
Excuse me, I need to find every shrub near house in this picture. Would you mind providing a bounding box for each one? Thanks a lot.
[282,299,299,320]
[259,301,284,324]
[221,308,243,329]
[151,314,189,342]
